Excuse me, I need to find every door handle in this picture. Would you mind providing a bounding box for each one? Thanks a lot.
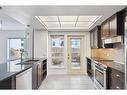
[68,54,70,59]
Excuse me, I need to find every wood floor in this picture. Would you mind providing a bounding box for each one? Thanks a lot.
[39,75,95,90]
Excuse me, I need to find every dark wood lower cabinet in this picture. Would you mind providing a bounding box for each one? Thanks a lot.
[86,58,94,80]
[42,59,47,81]
[109,68,125,89]
[0,76,16,89]
[110,77,124,89]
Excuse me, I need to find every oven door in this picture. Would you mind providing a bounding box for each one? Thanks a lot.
[94,66,106,89]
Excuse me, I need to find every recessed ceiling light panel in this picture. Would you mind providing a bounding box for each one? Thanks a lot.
[44,16,58,22]
[59,16,77,22]
[35,16,102,30]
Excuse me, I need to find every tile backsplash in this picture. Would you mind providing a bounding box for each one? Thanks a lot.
[113,44,125,64]
[91,48,114,60]
[91,44,125,64]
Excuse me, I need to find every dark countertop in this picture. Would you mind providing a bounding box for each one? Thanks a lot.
[86,57,125,73]
[0,58,47,82]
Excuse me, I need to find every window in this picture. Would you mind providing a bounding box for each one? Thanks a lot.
[71,38,81,69]
[51,38,64,48]
[7,38,25,61]
[71,39,80,48]
[50,35,65,68]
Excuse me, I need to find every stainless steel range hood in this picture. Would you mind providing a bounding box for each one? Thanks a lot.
[103,36,122,44]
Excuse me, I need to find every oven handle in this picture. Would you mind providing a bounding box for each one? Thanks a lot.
[95,67,106,73]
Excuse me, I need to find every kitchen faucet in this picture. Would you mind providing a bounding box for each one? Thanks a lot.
[20,49,27,63]
[20,49,24,63]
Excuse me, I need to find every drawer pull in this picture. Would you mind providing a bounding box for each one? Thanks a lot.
[116,86,120,89]
[116,74,120,78]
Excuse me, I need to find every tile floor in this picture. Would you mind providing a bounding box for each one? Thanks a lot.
[39,75,95,90]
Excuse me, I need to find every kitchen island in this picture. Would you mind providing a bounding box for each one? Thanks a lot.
[0,58,47,89]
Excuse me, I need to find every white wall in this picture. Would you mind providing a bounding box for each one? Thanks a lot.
[34,30,48,58]
[0,30,25,63]
[48,31,90,75]
[25,28,33,59]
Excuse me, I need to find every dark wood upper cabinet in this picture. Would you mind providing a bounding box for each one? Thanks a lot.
[101,11,124,39]
[90,26,102,48]
[109,15,117,37]
[90,10,124,48]
[101,21,110,38]
[110,12,124,37]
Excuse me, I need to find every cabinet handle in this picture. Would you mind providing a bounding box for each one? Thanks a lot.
[116,86,120,89]
[116,74,120,78]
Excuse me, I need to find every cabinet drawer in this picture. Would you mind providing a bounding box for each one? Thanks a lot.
[110,77,124,89]
[110,68,124,82]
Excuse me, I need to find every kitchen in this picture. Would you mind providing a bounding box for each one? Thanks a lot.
[0,6,127,90]
[87,10,125,89]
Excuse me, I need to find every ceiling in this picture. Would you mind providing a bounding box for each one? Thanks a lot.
[36,16,102,29]
[0,6,126,31]
[0,13,25,30]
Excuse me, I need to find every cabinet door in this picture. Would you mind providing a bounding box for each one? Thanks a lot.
[90,26,101,48]
[101,25,104,38]
[109,68,125,89]
[32,63,38,89]
[90,31,94,48]
[93,29,98,48]
[101,21,110,38]
[16,68,32,89]
[37,62,42,87]
[110,16,117,37]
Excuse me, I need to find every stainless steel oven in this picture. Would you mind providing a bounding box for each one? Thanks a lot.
[94,62,108,89]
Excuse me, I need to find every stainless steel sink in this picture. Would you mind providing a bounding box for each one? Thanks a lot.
[24,59,39,63]
[16,59,39,65]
